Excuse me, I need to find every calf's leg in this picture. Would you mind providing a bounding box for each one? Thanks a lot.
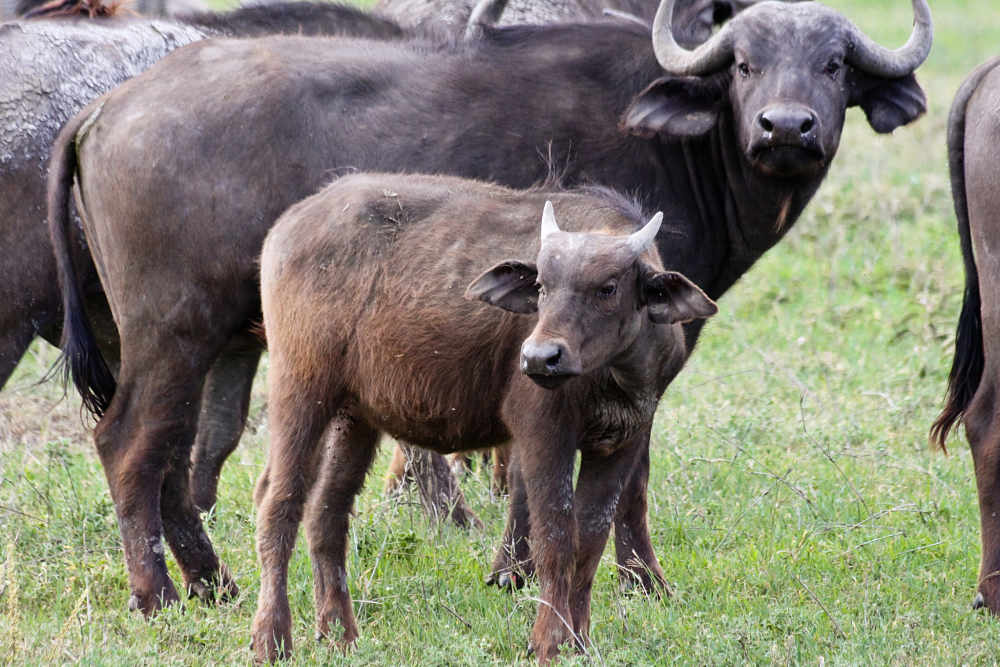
[570,441,644,643]
[304,411,379,645]
[613,445,669,595]
[251,378,336,661]
[518,439,578,664]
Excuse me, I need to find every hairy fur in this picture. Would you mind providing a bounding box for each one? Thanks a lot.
[253,173,705,661]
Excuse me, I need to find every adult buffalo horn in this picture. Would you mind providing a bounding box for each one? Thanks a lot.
[626,212,663,255]
[650,0,735,75]
[844,0,932,78]
[540,200,560,241]
[602,8,651,30]
[464,0,509,40]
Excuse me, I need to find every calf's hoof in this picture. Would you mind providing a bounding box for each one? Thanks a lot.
[251,612,292,663]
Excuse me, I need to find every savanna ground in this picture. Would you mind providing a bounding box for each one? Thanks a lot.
[1,0,998,663]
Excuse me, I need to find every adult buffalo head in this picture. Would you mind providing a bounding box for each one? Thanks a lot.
[626,0,932,179]
[469,202,717,389]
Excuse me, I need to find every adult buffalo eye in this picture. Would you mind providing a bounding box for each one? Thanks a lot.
[824,60,842,76]
[598,281,617,298]
[737,62,751,78]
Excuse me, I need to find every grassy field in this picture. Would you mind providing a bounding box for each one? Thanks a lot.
[2,0,999,663]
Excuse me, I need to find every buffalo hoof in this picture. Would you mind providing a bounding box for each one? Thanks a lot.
[127,581,181,617]
[973,592,985,610]
[485,570,525,590]
[186,563,239,605]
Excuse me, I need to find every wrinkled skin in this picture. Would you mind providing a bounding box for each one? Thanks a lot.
[251,174,715,662]
[0,3,406,516]
[375,0,765,46]
[48,0,927,622]
[933,56,1000,615]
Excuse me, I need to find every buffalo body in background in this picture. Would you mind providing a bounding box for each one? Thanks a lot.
[0,2,404,513]
[933,55,1000,616]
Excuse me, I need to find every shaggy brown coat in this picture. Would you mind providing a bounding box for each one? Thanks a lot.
[253,173,715,662]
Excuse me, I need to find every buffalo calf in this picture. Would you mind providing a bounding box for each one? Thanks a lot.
[252,174,715,663]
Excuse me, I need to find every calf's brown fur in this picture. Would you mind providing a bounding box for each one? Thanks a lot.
[252,174,715,663]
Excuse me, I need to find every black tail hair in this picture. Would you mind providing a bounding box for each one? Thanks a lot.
[930,58,1000,451]
[47,100,116,418]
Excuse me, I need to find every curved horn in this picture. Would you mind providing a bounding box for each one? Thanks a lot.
[540,201,560,242]
[844,0,932,78]
[602,8,651,30]
[651,0,735,75]
[464,0,509,41]
[626,212,663,255]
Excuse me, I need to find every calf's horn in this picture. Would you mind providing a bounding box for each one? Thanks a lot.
[843,0,932,78]
[541,200,560,241]
[626,212,664,255]
[651,0,735,75]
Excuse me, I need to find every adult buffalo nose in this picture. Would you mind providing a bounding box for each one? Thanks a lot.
[756,104,818,143]
[520,339,579,388]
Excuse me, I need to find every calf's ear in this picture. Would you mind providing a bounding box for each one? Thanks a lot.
[465,260,539,314]
[621,75,724,139]
[848,72,926,134]
[641,269,717,324]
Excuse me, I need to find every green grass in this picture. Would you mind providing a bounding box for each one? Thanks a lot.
[2,0,998,663]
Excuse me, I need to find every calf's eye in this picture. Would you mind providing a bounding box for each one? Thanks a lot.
[737,62,751,78]
[824,60,841,76]
[598,282,617,298]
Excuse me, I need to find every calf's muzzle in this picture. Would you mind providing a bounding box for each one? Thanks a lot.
[521,338,580,389]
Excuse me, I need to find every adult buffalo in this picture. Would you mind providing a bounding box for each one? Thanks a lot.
[932,56,1000,616]
[375,0,757,42]
[0,2,406,516]
[0,0,726,519]
[48,0,931,616]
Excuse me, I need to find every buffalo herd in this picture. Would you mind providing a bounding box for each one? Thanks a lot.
[6,0,1000,659]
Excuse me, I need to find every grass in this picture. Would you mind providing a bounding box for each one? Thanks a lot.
[1,0,998,663]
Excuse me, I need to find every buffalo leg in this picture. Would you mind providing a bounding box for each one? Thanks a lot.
[304,412,379,646]
[251,378,337,661]
[0,321,35,389]
[964,379,1000,613]
[384,442,482,529]
[189,339,262,512]
[93,354,221,615]
[613,443,669,595]
[518,437,578,664]
[491,444,510,496]
[570,442,642,644]
[487,447,533,588]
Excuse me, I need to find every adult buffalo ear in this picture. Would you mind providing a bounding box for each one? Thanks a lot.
[641,268,717,324]
[621,75,725,139]
[465,260,539,314]
[848,72,927,134]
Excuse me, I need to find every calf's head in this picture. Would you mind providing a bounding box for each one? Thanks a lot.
[467,201,717,389]
[625,0,932,179]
